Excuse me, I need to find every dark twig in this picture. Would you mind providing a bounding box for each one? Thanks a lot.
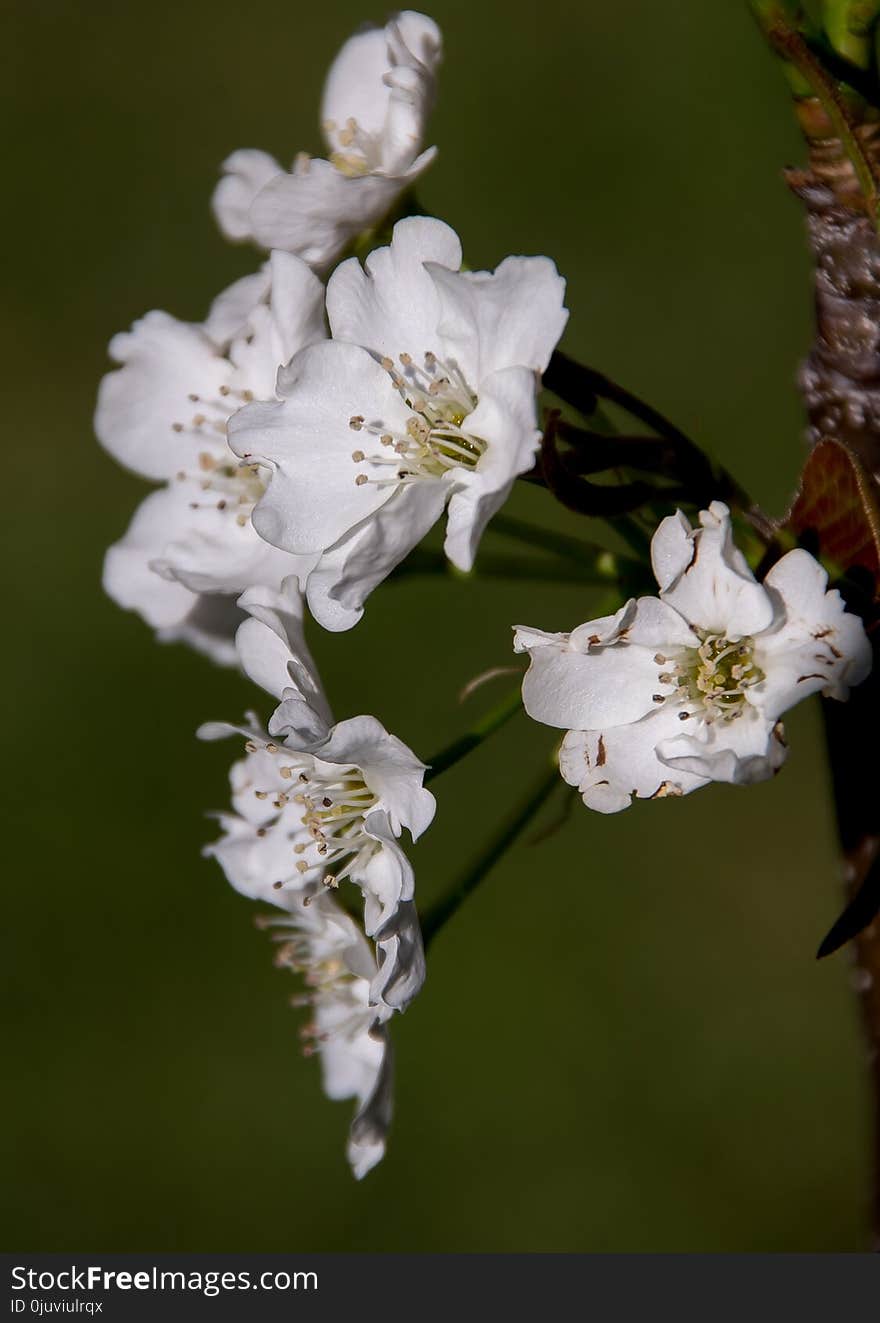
[544,350,767,526]
[539,411,658,516]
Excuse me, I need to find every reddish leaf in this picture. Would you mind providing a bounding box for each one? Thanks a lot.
[786,438,880,588]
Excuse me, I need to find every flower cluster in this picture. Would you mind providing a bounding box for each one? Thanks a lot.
[97,8,873,1179]
[96,8,569,1176]
[199,581,433,1175]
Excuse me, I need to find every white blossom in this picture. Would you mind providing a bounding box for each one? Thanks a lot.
[514,502,872,813]
[212,12,442,271]
[95,253,325,663]
[257,887,395,1180]
[228,216,568,630]
[200,579,434,1016]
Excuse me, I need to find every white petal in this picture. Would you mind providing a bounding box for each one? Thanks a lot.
[615,596,699,650]
[369,895,426,1015]
[157,594,243,666]
[266,249,327,363]
[751,548,873,717]
[314,716,434,840]
[355,819,415,937]
[211,148,282,243]
[95,311,232,480]
[102,487,199,628]
[326,215,462,358]
[657,706,786,785]
[559,705,710,813]
[250,157,431,271]
[427,254,568,384]
[148,479,301,599]
[223,255,325,401]
[519,634,665,730]
[339,1025,393,1181]
[321,13,441,173]
[306,481,448,631]
[207,811,318,904]
[655,501,775,639]
[228,341,411,554]
[380,13,442,173]
[566,601,637,649]
[235,579,331,734]
[650,508,695,591]
[512,624,570,653]
[321,24,394,152]
[443,366,540,570]
[203,267,271,348]
[390,10,443,70]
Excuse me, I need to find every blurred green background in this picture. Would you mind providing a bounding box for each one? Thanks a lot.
[2,0,870,1251]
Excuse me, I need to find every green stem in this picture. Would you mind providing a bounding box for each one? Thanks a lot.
[425,687,523,784]
[421,762,561,948]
